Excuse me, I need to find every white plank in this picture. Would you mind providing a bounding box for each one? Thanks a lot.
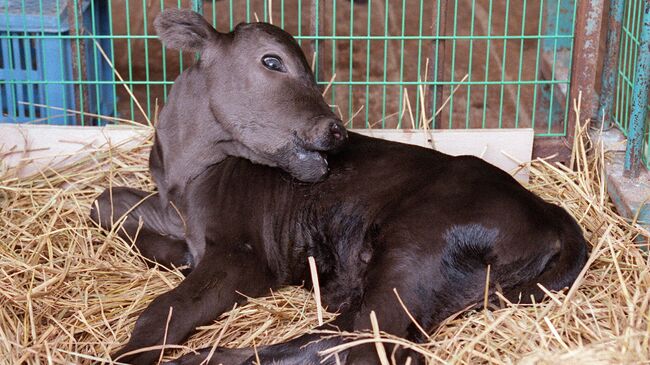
[0,124,533,182]
[352,129,533,181]
[0,124,151,178]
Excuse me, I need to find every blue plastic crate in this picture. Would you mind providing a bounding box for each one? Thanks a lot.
[0,0,115,125]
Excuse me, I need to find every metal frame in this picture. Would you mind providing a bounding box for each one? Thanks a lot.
[604,0,650,172]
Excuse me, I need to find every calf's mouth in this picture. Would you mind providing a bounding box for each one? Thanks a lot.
[274,139,331,183]
[296,145,328,167]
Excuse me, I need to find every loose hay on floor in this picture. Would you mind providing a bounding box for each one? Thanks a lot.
[1,124,648,364]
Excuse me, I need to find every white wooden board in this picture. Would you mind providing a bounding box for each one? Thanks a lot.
[353,128,533,181]
[0,124,533,182]
[0,124,151,178]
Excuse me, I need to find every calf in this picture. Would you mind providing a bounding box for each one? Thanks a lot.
[91,9,588,365]
[94,9,346,271]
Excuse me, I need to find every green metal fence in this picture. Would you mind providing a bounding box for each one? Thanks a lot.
[2,0,578,139]
[612,0,650,169]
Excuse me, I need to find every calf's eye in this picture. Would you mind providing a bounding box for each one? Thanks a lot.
[262,55,286,72]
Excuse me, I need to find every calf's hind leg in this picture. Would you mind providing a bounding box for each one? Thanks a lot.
[90,187,190,270]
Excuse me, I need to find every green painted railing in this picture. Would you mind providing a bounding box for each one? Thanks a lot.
[612,0,650,170]
[1,0,577,139]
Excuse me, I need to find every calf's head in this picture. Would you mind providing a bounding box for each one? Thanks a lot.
[155,9,347,182]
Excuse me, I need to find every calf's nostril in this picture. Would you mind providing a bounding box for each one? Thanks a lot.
[329,122,345,140]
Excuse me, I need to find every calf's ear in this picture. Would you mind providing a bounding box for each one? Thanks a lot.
[154,9,219,52]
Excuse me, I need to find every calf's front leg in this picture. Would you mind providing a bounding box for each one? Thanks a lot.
[110,243,278,365]
[175,252,432,365]
[90,187,191,270]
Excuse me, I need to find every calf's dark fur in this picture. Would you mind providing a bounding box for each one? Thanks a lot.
[90,9,588,365]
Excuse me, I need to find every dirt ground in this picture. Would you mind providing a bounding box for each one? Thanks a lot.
[109,0,567,134]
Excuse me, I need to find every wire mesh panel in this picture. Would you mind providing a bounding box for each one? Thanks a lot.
[613,0,650,168]
[1,0,577,139]
[307,0,576,135]
[0,0,115,125]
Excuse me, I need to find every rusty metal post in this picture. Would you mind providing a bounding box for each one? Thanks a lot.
[624,0,650,178]
[568,0,605,134]
[597,0,625,128]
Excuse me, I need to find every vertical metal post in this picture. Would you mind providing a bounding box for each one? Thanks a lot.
[192,0,203,62]
[624,0,650,178]
[75,0,90,125]
[67,0,81,124]
[539,0,576,133]
[310,0,323,82]
[543,0,574,51]
[191,0,203,14]
[430,0,447,128]
[568,0,605,136]
[597,0,625,128]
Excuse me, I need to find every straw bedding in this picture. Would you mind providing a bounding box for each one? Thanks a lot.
[1,123,648,364]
